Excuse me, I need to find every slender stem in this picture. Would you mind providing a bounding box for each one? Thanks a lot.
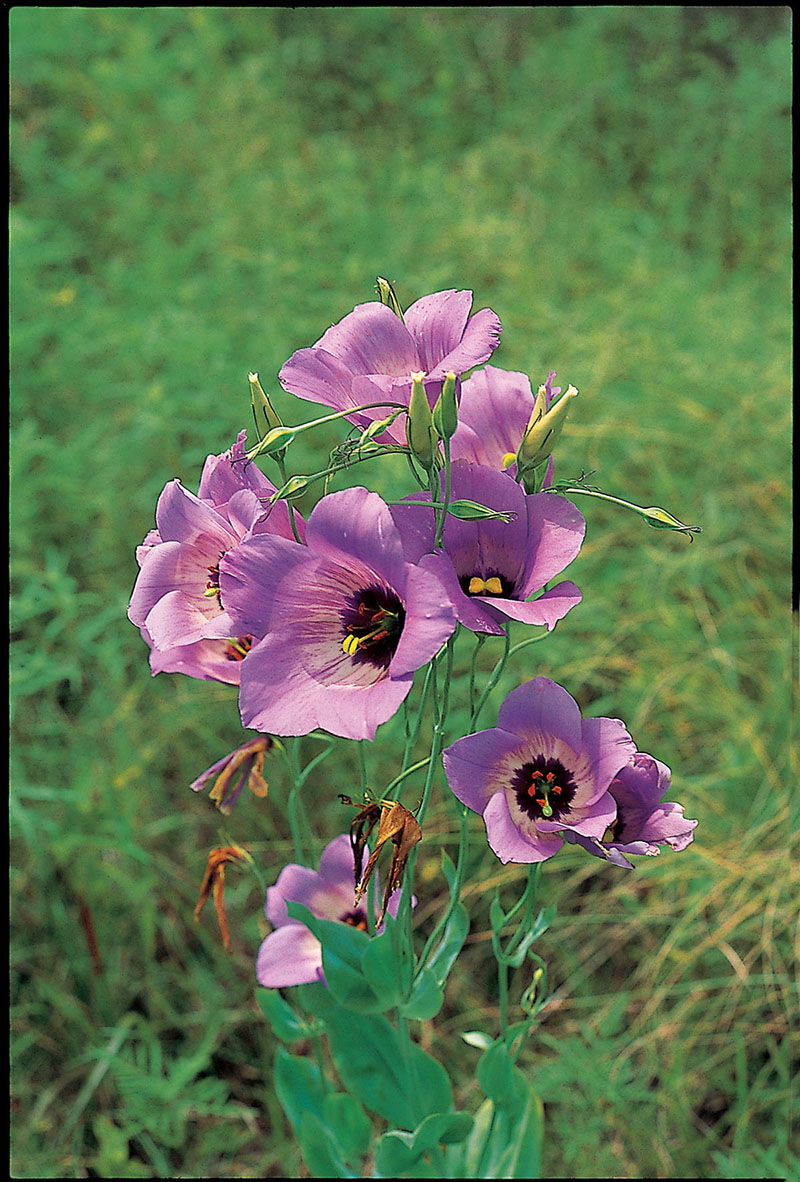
[472,626,512,728]
[286,738,315,863]
[434,435,452,549]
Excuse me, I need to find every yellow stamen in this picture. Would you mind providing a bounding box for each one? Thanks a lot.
[468,576,504,595]
[342,633,360,656]
[502,452,517,469]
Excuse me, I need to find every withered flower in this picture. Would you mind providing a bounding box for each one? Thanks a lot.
[340,796,422,925]
[194,845,251,953]
[190,735,274,814]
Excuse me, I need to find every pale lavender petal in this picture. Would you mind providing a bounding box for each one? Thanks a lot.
[266,863,322,927]
[389,495,436,564]
[497,678,584,753]
[146,635,244,684]
[415,552,507,636]
[238,630,414,740]
[256,924,323,988]
[483,791,563,864]
[443,728,528,814]
[143,588,234,650]
[198,431,274,503]
[318,833,362,887]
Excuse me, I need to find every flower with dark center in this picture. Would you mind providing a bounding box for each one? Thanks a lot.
[564,752,698,868]
[128,432,305,685]
[256,835,413,989]
[219,487,456,741]
[443,677,637,864]
[391,460,585,636]
[278,289,502,445]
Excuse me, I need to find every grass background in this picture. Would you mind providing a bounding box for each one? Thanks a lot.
[10,7,794,1178]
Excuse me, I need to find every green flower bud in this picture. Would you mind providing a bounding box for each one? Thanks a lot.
[249,372,283,440]
[375,276,404,321]
[406,372,436,470]
[517,384,578,472]
[432,371,458,440]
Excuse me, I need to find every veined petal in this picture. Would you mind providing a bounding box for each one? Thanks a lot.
[443,728,528,814]
[312,300,419,377]
[517,493,586,595]
[219,533,309,638]
[155,480,239,552]
[403,289,474,374]
[389,561,456,677]
[497,677,584,752]
[429,305,503,380]
[305,487,407,586]
[477,581,582,631]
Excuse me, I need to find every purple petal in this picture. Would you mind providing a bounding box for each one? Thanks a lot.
[497,677,584,752]
[266,864,322,927]
[517,493,586,596]
[450,366,534,467]
[579,716,638,803]
[238,630,414,740]
[305,487,407,588]
[219,533,309,637]
[256,924,323,988]
[198,432,275,504]
[482,791,563,864]
[403,290,473,374]
[415,552,507,636]
[279,346,366,415]
[443,727,529,814]
[477,581,582,631]
[155,481,239,552]
[146,634,244,684]
[389,561,457,677]
[311,301,419,377]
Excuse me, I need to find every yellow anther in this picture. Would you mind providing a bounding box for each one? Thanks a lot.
[468,576,504,596]
[342,633,360,656]
[501,452,517,469]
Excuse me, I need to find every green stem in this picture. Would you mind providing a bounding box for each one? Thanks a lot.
[472,626,512,728]
[434,435,452,549]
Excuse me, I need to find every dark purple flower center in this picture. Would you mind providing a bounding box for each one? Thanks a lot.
[511,755,578,822]
[610,808,626,843]
[341,585,405,669]
[459,570,516,598]
[225,635,254,661]
[205,563,221,597]
[339,908,368,932]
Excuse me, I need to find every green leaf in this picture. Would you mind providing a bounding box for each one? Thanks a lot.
[426,903,469,988]
[489,895,506,934]
[287,901,384,1012]
[273,1045,327,1135]
[360,927,404,1009]
[398,968,444,1020]
[461,1075,544,1179]
[256,987,310,1042]
[476,1038,517,1103]
[375,1111,474,1175]
[322,1093,373,1162]
[321,999,453,1129]
[297,1110,354,1179]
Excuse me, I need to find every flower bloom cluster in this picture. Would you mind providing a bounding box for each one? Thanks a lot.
[129,284,696,983]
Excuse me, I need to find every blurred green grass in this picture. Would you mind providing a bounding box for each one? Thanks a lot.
[10,7,793,1178]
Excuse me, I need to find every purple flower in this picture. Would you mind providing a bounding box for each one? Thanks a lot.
[128,434,304,684]
[219,487,457,741]
[451,366,561,488]
[278,290,502,444]
[390,460,584,636]
[565,753,697,868]
[443,677,637,864]
[257,834,406,988]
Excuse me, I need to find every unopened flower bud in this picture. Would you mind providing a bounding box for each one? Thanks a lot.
[517,384,578,475]
[249,372,283,441]
[375,276,404,321]
[406,372,436,470]
[432,371,459,441]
